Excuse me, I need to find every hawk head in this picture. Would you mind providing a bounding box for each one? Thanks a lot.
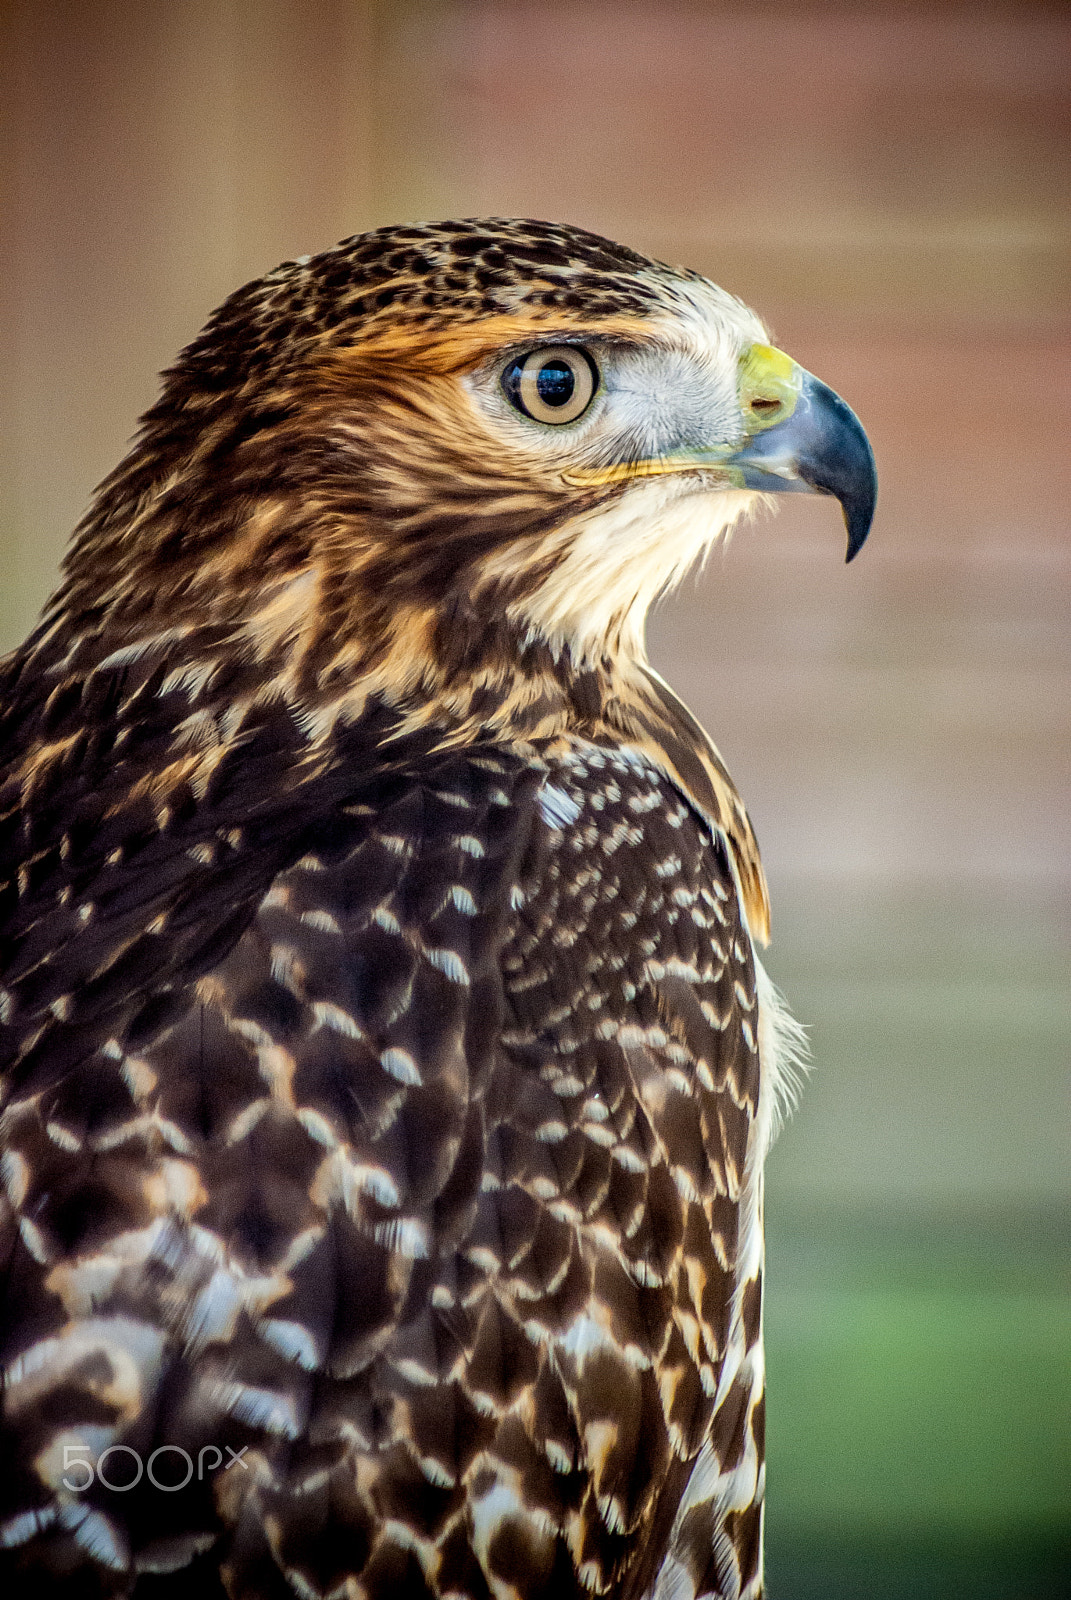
[19,220,875,940]
[62,218,874,662]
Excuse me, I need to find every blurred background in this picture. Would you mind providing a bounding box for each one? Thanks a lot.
[1,2,1068,1593]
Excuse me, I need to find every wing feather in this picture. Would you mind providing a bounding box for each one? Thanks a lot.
[0,743,764,1600]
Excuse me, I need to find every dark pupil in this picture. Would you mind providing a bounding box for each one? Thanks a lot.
[536,359,575,407]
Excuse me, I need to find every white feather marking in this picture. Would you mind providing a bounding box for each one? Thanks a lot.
[68,1506,128,1569]
[395,1357,439,1388]
[96,630,187,672]
[4,1317,166,1419]
[538,783,582,830]
[610,1144,646,1174]
[17,1218,50,1262]
[470,1481,556,1578]
[210,1380,300,1437]
[754,955,810,1156]
[378,833,412,858]
[183,1270,242,1346]
[534,1118,568,1142]
[260,1318,321,1371]
[0,1505,57,1549]
[326,1151,401,1212]
[311,1001,363,1038]
[225,1097,270,1142]
[1,1150,29,1206]
[296,1107,338,1146]
[372,1217,430,1258]
[280,1226,325,1272]
[380,1047,422,1086]
[424,947,470,986]
[300,908,341,934]
[558,1312,618,1369]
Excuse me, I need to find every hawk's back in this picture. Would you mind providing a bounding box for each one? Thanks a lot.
[0,736,766,1600]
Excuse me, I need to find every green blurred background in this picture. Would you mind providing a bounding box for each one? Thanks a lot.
[2,3,1068,1593]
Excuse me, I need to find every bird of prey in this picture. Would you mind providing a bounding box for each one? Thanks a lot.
[0,220,875,1600]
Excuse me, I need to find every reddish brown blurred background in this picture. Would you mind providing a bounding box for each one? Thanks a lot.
[2,4,1069,1593]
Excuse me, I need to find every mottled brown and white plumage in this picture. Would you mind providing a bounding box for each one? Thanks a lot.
[0,220,874,1599]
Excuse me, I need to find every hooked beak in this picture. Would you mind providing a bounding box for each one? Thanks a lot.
[727,343,877,561]
[563,343,877,561]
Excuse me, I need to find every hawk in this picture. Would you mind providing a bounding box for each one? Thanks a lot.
[0,220,875,1599]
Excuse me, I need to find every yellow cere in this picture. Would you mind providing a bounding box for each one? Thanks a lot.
[737,343,803,431]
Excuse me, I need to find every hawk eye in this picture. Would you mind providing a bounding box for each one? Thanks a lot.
[502,346,597,425]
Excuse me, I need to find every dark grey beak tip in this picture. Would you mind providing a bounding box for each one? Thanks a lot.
[797,377,877,564]
[843,489,876,563]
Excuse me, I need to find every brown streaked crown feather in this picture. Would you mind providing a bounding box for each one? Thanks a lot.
[0,220,774,1600]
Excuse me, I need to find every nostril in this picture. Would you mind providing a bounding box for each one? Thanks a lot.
[750,397,782,416]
